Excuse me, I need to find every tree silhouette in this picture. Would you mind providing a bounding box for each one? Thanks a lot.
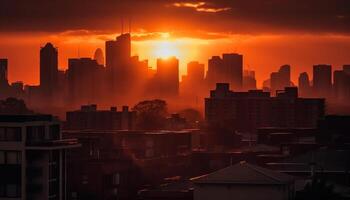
[296,177,341,200]
[132,99,168,130]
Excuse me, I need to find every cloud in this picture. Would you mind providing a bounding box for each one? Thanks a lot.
[171,1,231,13]
[0,0,350,35]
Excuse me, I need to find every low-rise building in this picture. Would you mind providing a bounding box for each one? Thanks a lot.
[192,161,296,200]
[65,104,136,130]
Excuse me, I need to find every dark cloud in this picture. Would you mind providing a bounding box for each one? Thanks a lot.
[0,0,349,34]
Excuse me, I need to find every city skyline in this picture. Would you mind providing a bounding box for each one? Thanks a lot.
[1,0,350,86]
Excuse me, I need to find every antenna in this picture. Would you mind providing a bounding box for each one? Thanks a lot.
[129,17,131,33]
[121,18,124,34]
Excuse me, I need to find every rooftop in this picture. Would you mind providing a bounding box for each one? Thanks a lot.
[192,161,295,185]
[0,114,54,123]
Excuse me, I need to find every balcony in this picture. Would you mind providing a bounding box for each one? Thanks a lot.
[26,138,81,150]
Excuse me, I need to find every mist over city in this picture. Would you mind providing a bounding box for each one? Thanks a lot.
[1,1,350,200]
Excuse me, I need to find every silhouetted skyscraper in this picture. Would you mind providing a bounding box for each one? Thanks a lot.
[94,48,104,66]
[105,33,131,96]
[207,56,223,88]
[187,61,205,82]
[67,58,105,106]
[333,70,350,102]
[222,53,243,90]
[156,57,179,97]
[40,43,58,97]
[313,64,332,97]
[298,72,311,97]
[270,65,291,95]
[243,70,257,90]
[207,53,243,90]
[0,58,8,86]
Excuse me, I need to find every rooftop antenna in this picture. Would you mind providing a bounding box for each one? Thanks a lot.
[121,17,124,34]
[129,17,131,34]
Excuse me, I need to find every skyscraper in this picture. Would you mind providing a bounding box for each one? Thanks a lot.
[206,53,243,90]
[40,43,58,97]
[243,70,257,90]
[187,61,205,82]
[0,58,8,86]
[313,64,332,97]
[156,57,179,97]
[298,72,311,97]
[105,33,131,96]
[270,65,291,95]
[67,58,105,106]
[222,53,243,90]
[333,70,350,102]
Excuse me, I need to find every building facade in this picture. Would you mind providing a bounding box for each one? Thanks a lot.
[0,115,80,200]
[205,83,325,133]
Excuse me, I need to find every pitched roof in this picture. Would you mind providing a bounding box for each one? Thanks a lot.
[192,161,295,185]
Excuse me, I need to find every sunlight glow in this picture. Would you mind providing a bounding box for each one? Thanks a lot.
[154,40,180,59]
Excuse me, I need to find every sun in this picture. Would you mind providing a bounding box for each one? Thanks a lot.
[154,40,180,59]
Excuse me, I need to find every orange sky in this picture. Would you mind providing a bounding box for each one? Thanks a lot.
[1,31,350,88]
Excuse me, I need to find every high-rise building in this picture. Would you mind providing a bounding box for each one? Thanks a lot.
[243,70,257,90]
[67,58,105,106]
[93,48,104,66]
[187,61,205,82]
[333,70,350,103]
[270,65,291,95]
[156,57,179,97]
[105,33,131,96]
[298,72,311,97]
[207,53,243,90]
[313,64,332,97]
[0,114,80,199]
[222,53,243,90]
[0,59,8,86]
[40,43,58,96]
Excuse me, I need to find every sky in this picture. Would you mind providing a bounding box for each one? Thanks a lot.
[0,0,350,87]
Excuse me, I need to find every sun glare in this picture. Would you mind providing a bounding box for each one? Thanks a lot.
[154,40,180,59]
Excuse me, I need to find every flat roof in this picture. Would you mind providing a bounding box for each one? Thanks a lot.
[0,115,54,123]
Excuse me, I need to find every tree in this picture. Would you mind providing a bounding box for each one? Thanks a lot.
[0,98,33,114]
[296,176,341,200]
[132,99,168,130]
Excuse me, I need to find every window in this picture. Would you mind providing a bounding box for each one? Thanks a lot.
[0,127,21,142]
[0,151,4,164]
[49,125,60,140]
[112,173,120,185]
[6,184,20,198]
[7,152,21,164]
[27,126,45,142]
[0,128,5,140]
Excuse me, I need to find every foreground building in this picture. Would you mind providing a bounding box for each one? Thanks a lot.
[63,130,195,200]
[0,115,80,200]
[193,161,296,200]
